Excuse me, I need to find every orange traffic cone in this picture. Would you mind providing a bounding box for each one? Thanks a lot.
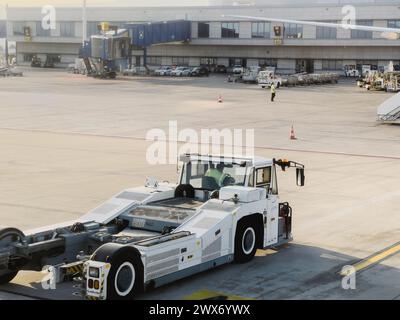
[290,125,297,140]
[218,94,223,103]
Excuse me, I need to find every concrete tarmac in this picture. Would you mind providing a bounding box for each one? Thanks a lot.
[0,69,399,299]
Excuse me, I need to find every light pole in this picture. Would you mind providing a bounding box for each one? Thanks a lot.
[82,0,87,44]
[4,3,9,67]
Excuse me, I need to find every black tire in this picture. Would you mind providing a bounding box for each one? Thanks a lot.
[0,227,26,284]
[174,184,195,198]
[91,244,144,300]
[234,217,259,263]
[0,271,18,285]
[0,227,25,242]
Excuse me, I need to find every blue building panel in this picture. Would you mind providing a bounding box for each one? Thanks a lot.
[125,20,191,47]
[79,41,91,59]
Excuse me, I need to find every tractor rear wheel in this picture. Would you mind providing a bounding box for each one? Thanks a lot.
[234,218,259,263]
[0,227,26,285]
[91,243,144,300]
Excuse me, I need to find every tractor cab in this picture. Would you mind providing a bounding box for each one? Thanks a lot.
[178,154,305,202]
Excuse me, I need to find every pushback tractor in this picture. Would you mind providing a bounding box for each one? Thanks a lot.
[0,154,305,299]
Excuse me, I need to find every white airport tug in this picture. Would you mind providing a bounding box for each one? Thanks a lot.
[0,154,305,300]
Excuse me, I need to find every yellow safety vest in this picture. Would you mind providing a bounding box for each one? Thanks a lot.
[205,169,227,187]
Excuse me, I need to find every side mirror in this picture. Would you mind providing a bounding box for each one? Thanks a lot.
[296,168,305,186]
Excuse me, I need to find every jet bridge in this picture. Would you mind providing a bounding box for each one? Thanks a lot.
[79,20,191,76]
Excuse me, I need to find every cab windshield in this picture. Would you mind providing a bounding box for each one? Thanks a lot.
[181,161,251,191]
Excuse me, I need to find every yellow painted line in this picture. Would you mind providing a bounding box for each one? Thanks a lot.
[340,242,400,276]
[183,290,254,300]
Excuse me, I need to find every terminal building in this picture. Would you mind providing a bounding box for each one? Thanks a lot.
[2,0,400,74]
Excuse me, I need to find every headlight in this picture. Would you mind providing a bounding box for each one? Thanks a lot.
[89,267,100,278]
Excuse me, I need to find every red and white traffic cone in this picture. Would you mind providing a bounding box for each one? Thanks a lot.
[290,125,297,140]
[218,94,223,103]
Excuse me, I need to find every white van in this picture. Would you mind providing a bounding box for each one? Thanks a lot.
[257,70,282,88]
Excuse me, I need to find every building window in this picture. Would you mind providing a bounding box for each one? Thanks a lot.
[351,20,373,39]
[47,54,62,64]
[322,60,343,71]
[87,22,101,36]
[284,23,303,39]
[36,21,51,37]
[147,56,162,65]
[109,22,125,29]
[356,60,379,71]
[23,53,35,62]
[13,22,28,36]
[388,20,400,29]
[198,22,210,38]
[316,21,337,39]
[172,57,189,66]
[228,58,246,67]
[221,22,239,38]
[259,59,277,68]
[252,22,270,39]
[60,22,75,37]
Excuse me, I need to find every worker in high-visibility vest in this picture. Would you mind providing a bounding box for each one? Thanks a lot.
[271,83,276,102]
[205,163,228,187]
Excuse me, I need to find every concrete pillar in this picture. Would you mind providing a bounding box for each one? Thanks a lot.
[191,22,198,39]
[51,22,61,37]
[75,22,83,38]
[239,22,251,39]
[209,22,221,38]
[303,25,316,39]
[337,27,351,39]
[6,21,12,37]
[373,20,387,39]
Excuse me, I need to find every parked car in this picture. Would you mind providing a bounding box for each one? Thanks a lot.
[215,65,227,73]
[232,65,244,75]
[154,66,172,76]
[123,66,147,76]
[31,57,42,68]
[171,67,192,77]
[190,66,209,77]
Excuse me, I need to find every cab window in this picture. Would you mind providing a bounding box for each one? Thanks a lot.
[247,168,254,187]
[256,167,271,185]
[256,167,272,194]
